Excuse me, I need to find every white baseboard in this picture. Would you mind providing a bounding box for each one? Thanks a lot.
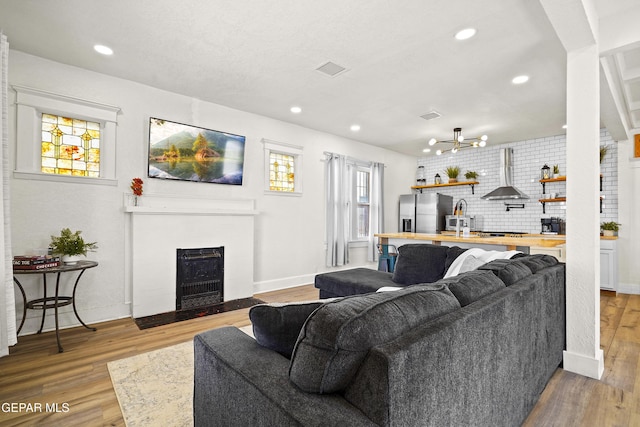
[252,263,378,294]
[563,349,604,379]
[617,282,640,294]
[17,303,131,337]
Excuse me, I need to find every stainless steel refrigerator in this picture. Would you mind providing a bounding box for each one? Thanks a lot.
[398,193,453,233]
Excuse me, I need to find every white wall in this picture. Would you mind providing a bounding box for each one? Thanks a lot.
[616,132,640,294]
[8,50,416,334]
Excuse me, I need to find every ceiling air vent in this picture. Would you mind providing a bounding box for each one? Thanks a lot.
[420,110,442,121]
[316,61,348,77]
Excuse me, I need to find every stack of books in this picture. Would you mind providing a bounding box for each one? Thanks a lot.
[13,255,61,270]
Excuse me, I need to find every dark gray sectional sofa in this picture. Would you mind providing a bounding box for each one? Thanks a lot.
[193,252,565,427]
[315,244,467,298]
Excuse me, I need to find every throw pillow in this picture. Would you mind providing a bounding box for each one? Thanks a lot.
[249,300,331,358]
[392,244,450,285]
[440,270,506,306]
[289,284,461,393]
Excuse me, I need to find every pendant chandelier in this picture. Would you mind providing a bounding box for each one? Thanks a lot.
[428,127,488,155]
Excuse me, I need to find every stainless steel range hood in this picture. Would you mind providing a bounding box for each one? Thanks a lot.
[481,148,530,200]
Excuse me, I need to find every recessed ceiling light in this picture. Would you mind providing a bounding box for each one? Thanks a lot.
[94,44,113,55]
[562,124,567,129]
[512,75,529,84]
[290,106,302,114]
[350,124,361,132]
[422,148,431,153]
[455,28,477,40]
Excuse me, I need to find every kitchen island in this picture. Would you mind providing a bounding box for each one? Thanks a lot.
[375,232,566,251]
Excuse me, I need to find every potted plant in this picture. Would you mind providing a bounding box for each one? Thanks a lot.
[600,146,608,164]
[445,166,460,183]
[50,228,98,264]
[553,165,560,178]
[464,170,478,181]
[600,221,620,237]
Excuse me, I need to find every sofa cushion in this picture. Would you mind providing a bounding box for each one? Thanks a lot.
[439,270,506,306]
[516,254,559,273]
[315,268,396,297]
[289,284,461,393]
[250,300,332,358]
[479,259,533,286]
[392,244,450,285]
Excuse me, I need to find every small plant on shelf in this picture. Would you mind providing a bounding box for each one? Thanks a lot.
[553,165,560,178]
[600,221,620,236]
[50,228,98,264]
[444,166,460,183]
[600,146,608,164]
[464,170,478,181]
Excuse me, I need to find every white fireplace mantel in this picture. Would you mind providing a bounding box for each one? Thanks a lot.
[124,194,257,318]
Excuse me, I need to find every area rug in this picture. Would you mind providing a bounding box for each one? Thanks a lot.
[108,325,254,427]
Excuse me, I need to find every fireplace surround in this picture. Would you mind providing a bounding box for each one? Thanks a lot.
[125,195,257,318]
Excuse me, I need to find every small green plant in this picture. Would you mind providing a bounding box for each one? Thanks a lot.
[464,170,478,180]
[553,165,560,175]
[444,166,460,179]
[600,221,620,232]
[50,228,98,256]
[600,146,608,164]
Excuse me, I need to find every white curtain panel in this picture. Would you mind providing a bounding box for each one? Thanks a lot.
[325,153,349,267]
[367,162,384,262]
[0,31,16,357]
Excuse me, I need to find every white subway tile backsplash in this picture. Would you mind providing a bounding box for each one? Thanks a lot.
[413,130,618,233]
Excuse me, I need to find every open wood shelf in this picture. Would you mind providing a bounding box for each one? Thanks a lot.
[411,181,479,194]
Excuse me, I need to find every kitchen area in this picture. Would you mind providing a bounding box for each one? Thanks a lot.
[377,132,619,291]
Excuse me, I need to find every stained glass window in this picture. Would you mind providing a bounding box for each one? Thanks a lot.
[269,152,295,192]
[41,113,100,177]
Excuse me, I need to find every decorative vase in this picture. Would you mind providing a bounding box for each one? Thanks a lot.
[602,230,614,237]
[62,255,81,265]
[448,178,458,183]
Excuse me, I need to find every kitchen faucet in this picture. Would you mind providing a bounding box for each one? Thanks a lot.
[455,199,467,238]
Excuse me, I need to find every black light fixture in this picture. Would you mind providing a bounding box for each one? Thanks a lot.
[428,127,488,155]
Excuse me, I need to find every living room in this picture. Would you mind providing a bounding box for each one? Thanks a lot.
[1,0,640,425]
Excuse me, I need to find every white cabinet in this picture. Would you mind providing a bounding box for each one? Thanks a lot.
[530,244,566,262]
[530,240,617,291]
[600,240,618,291]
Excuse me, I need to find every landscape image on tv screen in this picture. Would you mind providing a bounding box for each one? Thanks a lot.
[148,117,245,185]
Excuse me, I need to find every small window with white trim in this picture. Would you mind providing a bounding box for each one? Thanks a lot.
[262,139,303,195]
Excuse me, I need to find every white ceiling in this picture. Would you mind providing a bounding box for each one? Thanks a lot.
[0,0,638,156]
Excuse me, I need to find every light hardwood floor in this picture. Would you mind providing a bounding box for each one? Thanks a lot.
[0,287,637,426]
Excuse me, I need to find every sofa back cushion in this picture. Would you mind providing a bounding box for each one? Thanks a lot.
[289,284,461,393]
[392,244,450,285]
[516,254,559,273]
[439,270,506,306]
[478,259,532,286]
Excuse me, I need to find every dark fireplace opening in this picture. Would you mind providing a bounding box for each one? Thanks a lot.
[176,247,224,311]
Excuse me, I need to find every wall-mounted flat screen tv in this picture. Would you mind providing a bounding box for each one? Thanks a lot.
[148,117,245,185]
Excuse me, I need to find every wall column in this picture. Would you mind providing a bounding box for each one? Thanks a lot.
[539,0,603,379]
[563,43,603,379]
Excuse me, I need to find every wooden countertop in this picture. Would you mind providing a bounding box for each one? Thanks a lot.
[375,232,616,250]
